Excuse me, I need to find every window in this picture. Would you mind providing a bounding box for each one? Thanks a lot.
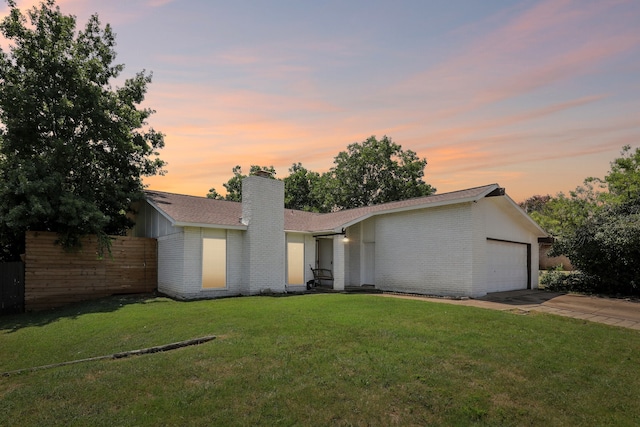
[202,237,226,289]
[287,235,305,285]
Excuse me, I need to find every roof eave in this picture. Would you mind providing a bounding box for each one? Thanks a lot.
[174,222,247,231]
[145,198,178,226]
[337,191,496,230]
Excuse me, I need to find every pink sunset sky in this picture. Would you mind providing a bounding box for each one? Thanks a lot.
[3,0,640,202]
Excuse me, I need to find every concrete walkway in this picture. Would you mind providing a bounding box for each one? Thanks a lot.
[380,289,640,330]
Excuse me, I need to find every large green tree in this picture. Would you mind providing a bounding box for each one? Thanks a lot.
[0,0,165,259]
[530,146,640,295]
[327,136,435,210]
[525,179,604,238]
[209,136,435,211]
[550,202,640,295]
[601,145,640,205]
[519,194,551,214]
[529,146,640,240]
[283,163,328,212]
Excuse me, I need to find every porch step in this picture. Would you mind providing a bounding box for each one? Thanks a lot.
[344,285,383,294]
[305,285,340,294]
[305,285,383,294]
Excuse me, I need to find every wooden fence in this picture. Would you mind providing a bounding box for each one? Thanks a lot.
[539,241,574,271]
[25,231,157,311]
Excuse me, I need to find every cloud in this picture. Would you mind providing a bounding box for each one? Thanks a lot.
[2,0,638,203]
[399,94,608,150]
[146,0,173,6]
[0,1,155,29]
[425,117,640,177]
[394,0,640,119]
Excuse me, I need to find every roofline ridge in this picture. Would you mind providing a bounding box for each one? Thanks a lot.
[323,183,501,215]
[146,183,502,220]
[430,183,499,196]
[145,189,241,205]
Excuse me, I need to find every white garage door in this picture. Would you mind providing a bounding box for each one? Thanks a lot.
[486,240,528,293]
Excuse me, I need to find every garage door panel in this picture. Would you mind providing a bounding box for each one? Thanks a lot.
[486,240,527,293]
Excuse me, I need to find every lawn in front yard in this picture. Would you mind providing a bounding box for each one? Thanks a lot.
[1,293,639,426]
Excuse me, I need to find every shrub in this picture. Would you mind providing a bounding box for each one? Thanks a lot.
[550,203,640,296]
[540,270,598,294]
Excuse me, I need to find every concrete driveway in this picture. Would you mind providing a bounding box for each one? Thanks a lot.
[381,289,640,330]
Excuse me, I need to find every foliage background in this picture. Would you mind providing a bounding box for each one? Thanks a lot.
[0,0,164,259]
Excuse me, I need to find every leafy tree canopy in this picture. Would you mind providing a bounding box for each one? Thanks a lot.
[210,136,436,212]
[601,145,640,205]
[283,163,328,212]
[328,136,435,210]
[549,203,640,295]
[0,0,165,259]
[519,194,551,214]
[525,146,640,239]
[527,145,640,295]
[525,179,605,238]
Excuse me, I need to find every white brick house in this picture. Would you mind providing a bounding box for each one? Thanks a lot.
[133,176,546,299]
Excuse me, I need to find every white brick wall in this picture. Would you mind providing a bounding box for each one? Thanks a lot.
[375,204,474,296]
[157,232,185,298]
[337,198,540,298]
[304,235,315,285]
[227,229,245,294]
[163,227,247,300]
[333,236,346,290]
[478,197,532,241]
[346,223,360,286]
[242,176,286,294]
[471,197,540,295]
[179,227,203,298]
[471,200,489,297]
[154,190,540,300]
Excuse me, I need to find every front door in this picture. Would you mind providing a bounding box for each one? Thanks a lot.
[317,238,333,271]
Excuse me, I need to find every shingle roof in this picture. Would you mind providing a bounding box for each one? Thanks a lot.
[145,184,501,233]
[300,184,500,232]
[145,191,244,228]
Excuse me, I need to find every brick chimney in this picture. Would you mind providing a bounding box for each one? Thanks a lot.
[241,175,285,294]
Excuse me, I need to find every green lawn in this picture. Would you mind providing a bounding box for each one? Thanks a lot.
[1,293,639,426]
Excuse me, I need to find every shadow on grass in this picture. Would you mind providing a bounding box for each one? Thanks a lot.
[0,293,168,333]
